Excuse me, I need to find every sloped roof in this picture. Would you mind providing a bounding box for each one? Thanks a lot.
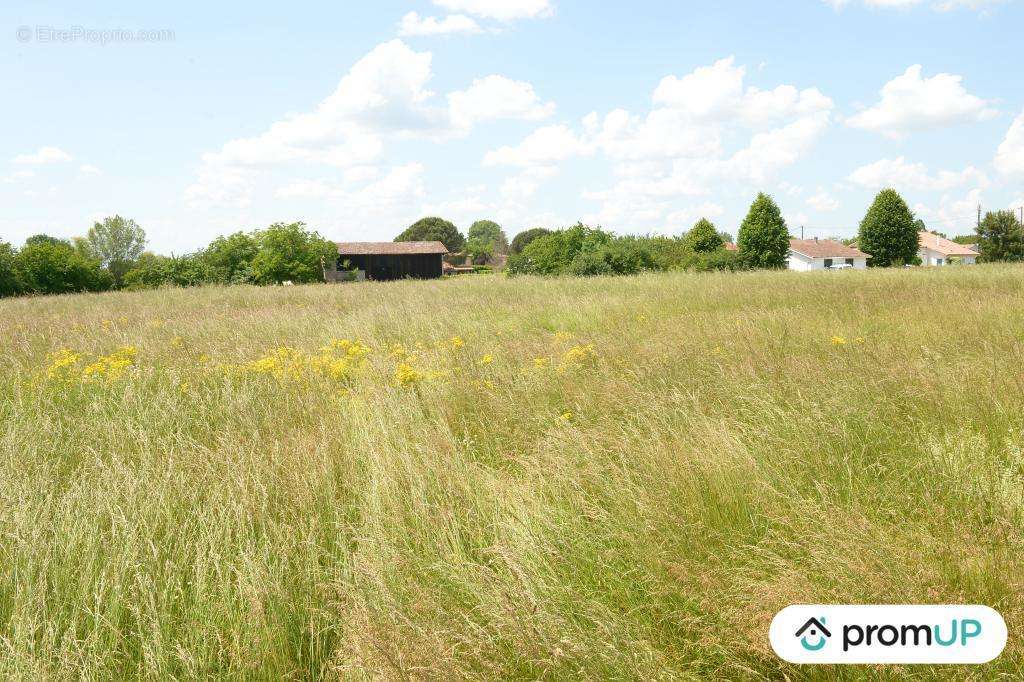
[337,241,448,255]
[789,238,868,259]
[918,231,979,257]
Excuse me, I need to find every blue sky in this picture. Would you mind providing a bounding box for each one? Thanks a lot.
[3,0,1023,252]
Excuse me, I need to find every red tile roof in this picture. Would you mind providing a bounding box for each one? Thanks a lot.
[788,238,868,259]
[337,241,448,255]
[918,231,979,257]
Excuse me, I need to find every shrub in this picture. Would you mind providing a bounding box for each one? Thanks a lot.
[644,236,693,271]
[509,227,551,255]
[737,193,789,269]
[123,253,215,289]
[506,224,612,276]
[858,189,918,267]
[396,217,465,252]
[14,236,112,295]
[0,240,21,297]
[685,218,724,253]
[202,232,259,284]
[250,222,337,285]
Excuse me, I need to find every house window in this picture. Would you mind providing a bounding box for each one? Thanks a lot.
[937,258,944,266]
[824,258,833,268]
[845,258,854,265]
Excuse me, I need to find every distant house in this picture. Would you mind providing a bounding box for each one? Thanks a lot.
[787,238,869,271]
[918,231,978,266]
[724,242,738,252]
[329,241,448,281]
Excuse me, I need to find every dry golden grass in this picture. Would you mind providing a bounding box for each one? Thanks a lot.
[1,266,1023,679]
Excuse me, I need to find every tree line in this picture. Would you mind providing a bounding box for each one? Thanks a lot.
[2,189,1022,298]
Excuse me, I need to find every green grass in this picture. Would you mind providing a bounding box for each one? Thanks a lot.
[1,266,1022,679]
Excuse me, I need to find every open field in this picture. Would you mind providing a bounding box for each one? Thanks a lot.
[1,266,1023,679]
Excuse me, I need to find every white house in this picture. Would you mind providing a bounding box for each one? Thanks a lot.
[787,238,869,271]
[918,231,978,266]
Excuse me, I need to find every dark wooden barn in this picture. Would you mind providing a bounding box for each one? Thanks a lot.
[330,242,449,281]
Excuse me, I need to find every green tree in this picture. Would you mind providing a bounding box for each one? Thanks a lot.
[250,222,336,285]
[0,240,22,297]
[685,218,725,253]
[510,227,551,255]
[858,189,919,267]
[465,237,494,266]
[506,224,613,276]
[396,217,465,252]
[202,231,259,283]
[14,236,112,295]
[124,253,214,289]
[467,220,508,254]
[737,193,790,269]
[87,215,147,286]
[976,210,1024,262]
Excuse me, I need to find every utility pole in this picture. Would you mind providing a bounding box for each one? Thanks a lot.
[977,204,982,230]
[801,225,804,240]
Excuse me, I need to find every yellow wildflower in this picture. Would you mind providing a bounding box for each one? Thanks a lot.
[395,362,425,387]
[831,336,847,347]
[559,411,573,422]
[558,344,597,373]
[479,354,494,365]
[171,336,184,348]
[450,336,465,350]
[101,320,113,331]
[81,346,137,383]
[533,357,549,368]
[46,348,82,382]
[855,337,865,344]
[554,331,574,342]
[198,353,210,364]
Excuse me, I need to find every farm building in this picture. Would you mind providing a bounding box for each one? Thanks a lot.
[918,231,978,266]
[787,238,869,271]
[329,242,448,281]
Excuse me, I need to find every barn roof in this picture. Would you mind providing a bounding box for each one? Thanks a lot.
[337,241,449,255]
[789,238,868,259]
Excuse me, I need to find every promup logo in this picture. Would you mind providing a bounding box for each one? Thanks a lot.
[770,605,1007,664]
[795,617,831,651]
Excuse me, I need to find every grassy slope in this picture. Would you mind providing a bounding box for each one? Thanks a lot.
[1,266,1022,680]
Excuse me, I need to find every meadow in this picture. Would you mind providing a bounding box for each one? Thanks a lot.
[1,265,1022,680]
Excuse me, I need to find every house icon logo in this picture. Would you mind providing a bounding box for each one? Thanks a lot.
[795,617,831,651]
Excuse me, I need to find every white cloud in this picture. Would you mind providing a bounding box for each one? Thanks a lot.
[994,108,1024,177]
[807,189,840,212]
[448,75,555,130]
[398,12,482,37]
[719,112,831,183]
[79,164,102,175]
[13,146,72,165]
[582,108,721,161]
[500,166,558,200]
[275,163,426,206]
[846,65,997,138]
[913,188,985,234]
[432,0,553,21]
[2,169,35,183]
[483,124,588,167]
[848,156,988,190]
[652,57,832,127]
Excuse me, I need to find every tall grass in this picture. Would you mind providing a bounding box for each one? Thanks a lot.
[1,266,1022,679]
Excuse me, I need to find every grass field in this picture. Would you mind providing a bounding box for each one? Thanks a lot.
[1,266,1023,679]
